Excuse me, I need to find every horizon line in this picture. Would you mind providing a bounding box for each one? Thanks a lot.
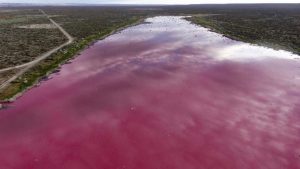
[0,2,300,6]
[1,2,300,5]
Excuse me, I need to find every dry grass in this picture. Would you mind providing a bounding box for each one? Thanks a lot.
[0,69,20,84]
[16,24,56,29]
[0,9,67,69]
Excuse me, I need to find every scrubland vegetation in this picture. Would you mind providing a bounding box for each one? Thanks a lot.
[183,4,300,55]
[0,6,146,100]
[0,4,299,100]
[0,9,67,69]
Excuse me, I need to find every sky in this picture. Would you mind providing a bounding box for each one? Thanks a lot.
[1,0,299,4]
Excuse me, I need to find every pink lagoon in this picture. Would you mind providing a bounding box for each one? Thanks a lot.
[0,16,300,169]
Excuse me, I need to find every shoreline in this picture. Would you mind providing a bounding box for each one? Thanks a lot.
[0,17,146,103]
[2,15,298,103]
[185,16,300,56]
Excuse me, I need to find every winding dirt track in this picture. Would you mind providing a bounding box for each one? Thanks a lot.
[0,9,73,90]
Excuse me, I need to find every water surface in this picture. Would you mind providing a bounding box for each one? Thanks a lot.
[1,16,300,169]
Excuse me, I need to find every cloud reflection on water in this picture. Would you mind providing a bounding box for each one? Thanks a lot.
[0,16,300,169]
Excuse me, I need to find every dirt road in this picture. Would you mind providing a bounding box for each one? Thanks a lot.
[0,10,73,91]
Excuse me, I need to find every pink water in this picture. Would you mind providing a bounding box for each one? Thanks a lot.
[1,16,300,169]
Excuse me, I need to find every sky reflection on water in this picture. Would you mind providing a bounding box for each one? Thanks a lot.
[0,16,300,169]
